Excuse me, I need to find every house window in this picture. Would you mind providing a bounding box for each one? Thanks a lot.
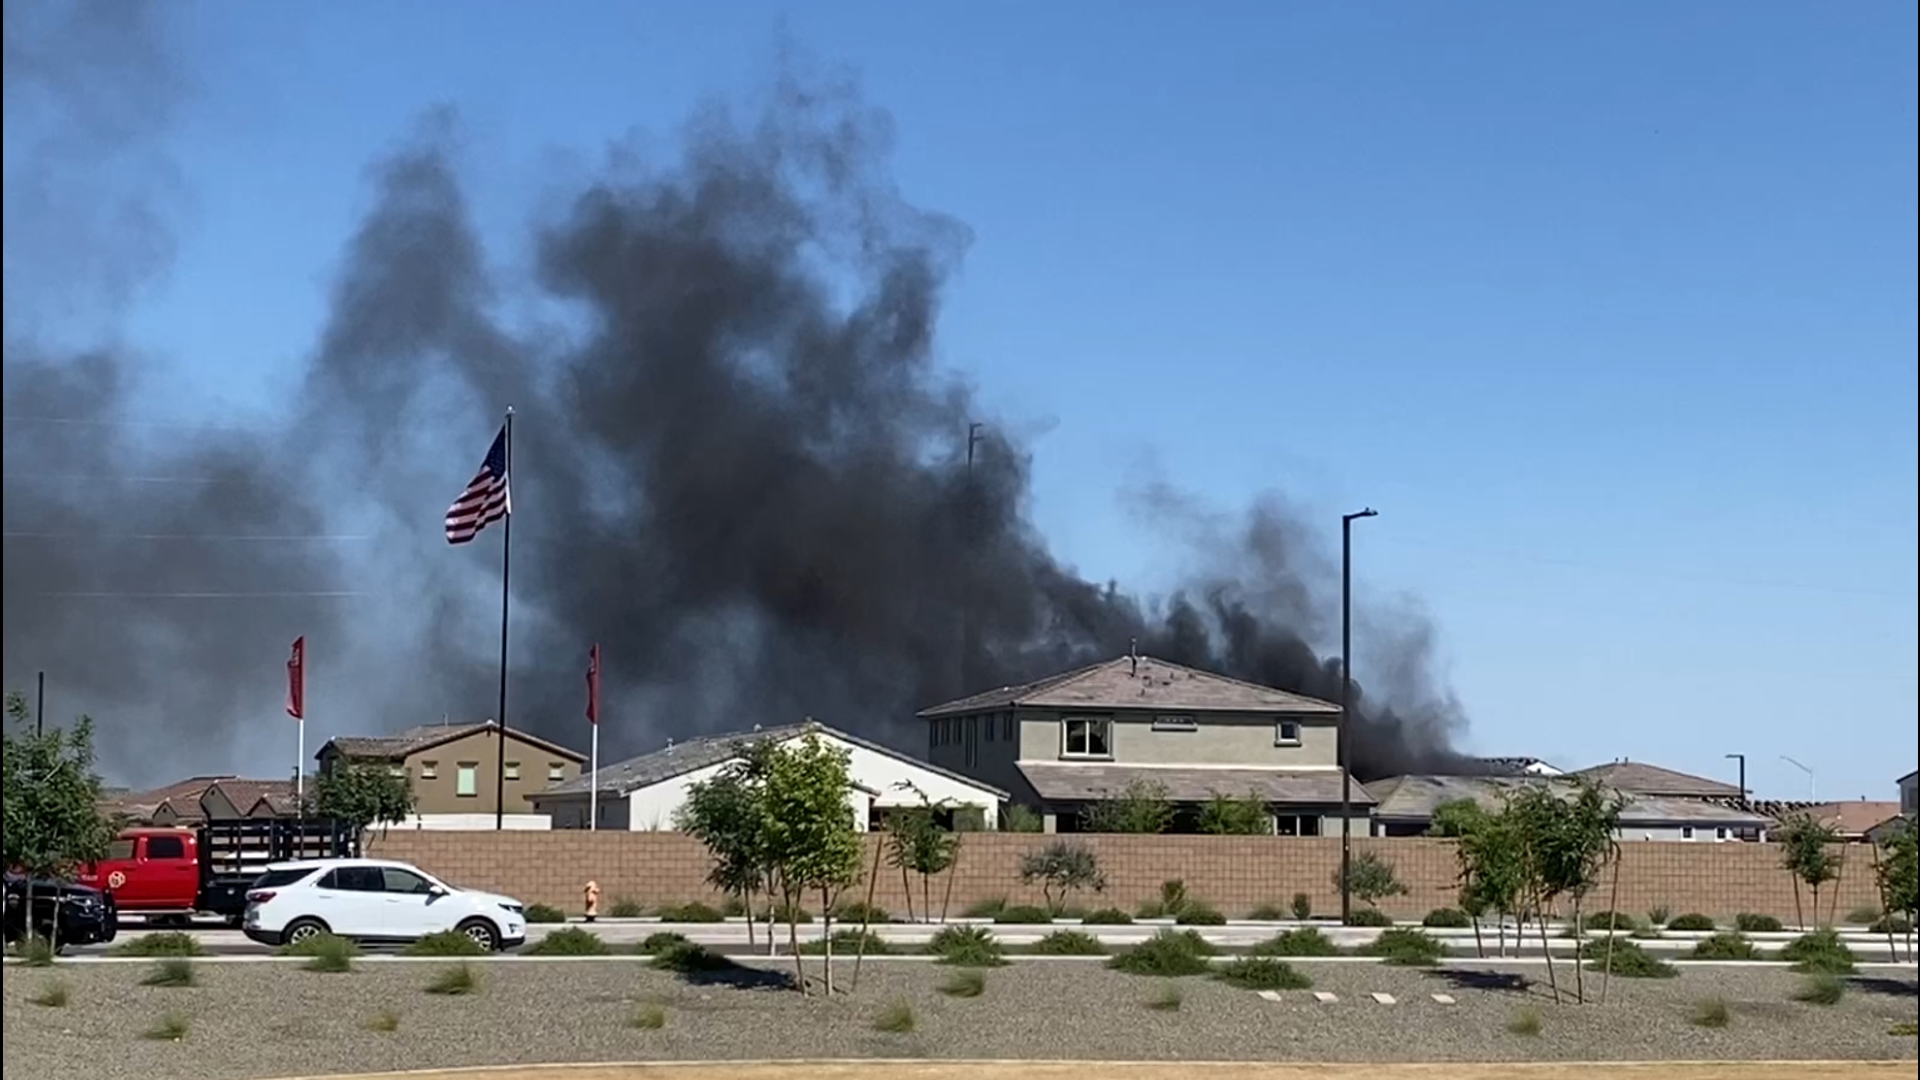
[420,760,438,780]
[1714,827,1729,841]
[1274,721,1302,746]
[388,765,405,778]
[984,717,994,742]
[965,717,978,767]
[548,762,566,782]
[456,763,479,797]
[1681,826,1695,841]
[504,761,521,781]
[1003,713,1014,741]
[1152,714,1198,732]
[1061,716,1111,758]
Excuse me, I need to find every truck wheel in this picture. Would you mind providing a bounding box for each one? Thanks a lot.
[282,918,329,946]
[456,918,500,952]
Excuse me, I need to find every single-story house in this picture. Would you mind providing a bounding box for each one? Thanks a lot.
[1570,759,1744,801]
[1467,756,1564,777]
[529,719,1008,832]
[1363,774,1778,842]
[1739,799,1906,843]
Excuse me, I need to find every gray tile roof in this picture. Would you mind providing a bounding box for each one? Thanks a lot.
[535,720,1008,801]
[1568,760,1742,799]
[322,720,586,764]
[918,655,1340,719]
[1364,774,1776,828]
[1016,763,1368,806]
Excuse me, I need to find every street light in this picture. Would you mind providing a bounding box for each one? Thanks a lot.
[1725,752,1747,804]
[1339,507,1378,925]
[1780,755,1816,801]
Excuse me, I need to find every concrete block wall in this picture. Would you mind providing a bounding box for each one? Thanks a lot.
[365,831,1887,922]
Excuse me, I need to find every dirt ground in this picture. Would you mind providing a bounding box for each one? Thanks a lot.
[268,1063,1919,1080]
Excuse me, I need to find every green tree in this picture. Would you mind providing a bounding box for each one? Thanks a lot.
[1503,779,1623,1003]
[756,731,863,993]
[1197,790,1272,835]
[313,761,414,842]
[1333,850,1407,910]
[1435,798,1525,957]
[883,782,962,922]
[2,691,116,948]
[1080,779,1174,834]
[1018,840,1106,914]
[677,747,775,948]
[1776,813,1842,929]
[1873,818,1917,959]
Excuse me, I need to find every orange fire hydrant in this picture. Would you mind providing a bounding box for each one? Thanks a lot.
[583,879,600,922]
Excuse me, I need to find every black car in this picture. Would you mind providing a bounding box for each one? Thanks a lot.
[3,872,118,949]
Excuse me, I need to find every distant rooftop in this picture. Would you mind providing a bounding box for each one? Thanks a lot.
[919,654,1340,719]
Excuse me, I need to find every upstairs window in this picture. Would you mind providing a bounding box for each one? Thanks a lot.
[1061,716,1112,758]
[1152,714,1198,732]
[1274,720,1302,746]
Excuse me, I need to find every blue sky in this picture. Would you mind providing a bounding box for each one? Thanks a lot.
[29,2,1920,798]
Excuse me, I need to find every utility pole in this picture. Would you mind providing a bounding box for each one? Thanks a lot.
[1339,507,1378,926]
[959,421,983,695]
[36,670,45,737]
[1725,752,1747,805]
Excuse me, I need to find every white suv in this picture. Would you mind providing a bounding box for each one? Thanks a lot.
[240,858,527,951]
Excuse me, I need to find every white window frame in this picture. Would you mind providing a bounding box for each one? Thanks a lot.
[1152,714,1198,732]
[419,760,438,780]
[1714,826,1729,842]
[1681,826,1695,841]
[1060,715,1113,759]
[504,761,521,781]
[548,762,566,782]
[1274,720,1302,746]
[456,763,479,797]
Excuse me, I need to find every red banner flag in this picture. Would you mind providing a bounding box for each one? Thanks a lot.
[586,643,600,725]
[286,636,305,720]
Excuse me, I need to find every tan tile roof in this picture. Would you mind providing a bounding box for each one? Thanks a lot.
[1016,763,1364,806]
[1366,774,1776,829]
[322,720,586,764]
[919,655,1340,719]
[1569,760,1742,799]
[1741,799,1904,837]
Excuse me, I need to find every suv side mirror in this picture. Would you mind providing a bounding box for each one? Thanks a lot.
[428,884,448,897]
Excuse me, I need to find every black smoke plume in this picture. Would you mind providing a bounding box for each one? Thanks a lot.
[3,12,1467,785]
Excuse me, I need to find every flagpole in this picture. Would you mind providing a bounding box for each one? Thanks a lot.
[589,720,600,832]
[494,406,514,832]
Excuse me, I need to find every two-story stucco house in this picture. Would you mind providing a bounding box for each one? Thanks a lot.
[1900,769,1918,818]
[916,654,1367,835]
[317,720,586,829]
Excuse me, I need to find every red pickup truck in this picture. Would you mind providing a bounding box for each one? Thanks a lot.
[77,820,357,925]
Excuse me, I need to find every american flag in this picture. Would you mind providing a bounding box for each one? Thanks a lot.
[445,424,511,544]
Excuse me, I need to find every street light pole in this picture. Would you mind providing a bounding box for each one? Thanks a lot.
[1780,755,1816,801]
[1339,507,1378,925]
[1724,753,1747,804]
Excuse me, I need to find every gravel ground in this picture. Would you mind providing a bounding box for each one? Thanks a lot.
[3,958,1914,1080]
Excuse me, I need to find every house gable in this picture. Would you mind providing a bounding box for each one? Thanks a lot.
[917,655,1340,718]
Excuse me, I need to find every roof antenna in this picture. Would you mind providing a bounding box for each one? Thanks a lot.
[1129,638,1139,677]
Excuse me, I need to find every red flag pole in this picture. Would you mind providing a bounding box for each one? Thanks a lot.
[287,636,306,814]
[587,644,601,831]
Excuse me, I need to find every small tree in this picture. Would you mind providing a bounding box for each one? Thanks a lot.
[1435,798,1524,957]
[1197,790,1271,835]
[883,782,962,922]
[757,732,862,993]
[1080,779,1174,834]
[1333,851,1407,909]
[1776,813,1842,929]
[2,691,116,949]
[313,761,414,844]
[1504,779,1622,1004]
[678,752,773,948]
[1018,840,1106,914]
[1872,819,1917,960]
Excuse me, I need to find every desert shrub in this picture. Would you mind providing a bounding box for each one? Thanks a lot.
[1362,927,1446,966]
[1252,928,1341,957]
[1691,997,1731,1028]
[1018,841,1106,914]
[1214,957,1312,990]
[425,963,478,995]
[1175,904,1226,926]
[1580,910,1637,932]
[1507,1008,1542,1036]
[648,941,737,974]
[926,925,1007,967]
[630,1004,666,1029]
[1032,929,1106,955]
[639,931,691,953]
[993,904,1054,924]
[1690,933,1762,960]
[1583,939,1676,978]
[18,936,57,967]
[1335,851,1407,908]
[1667,912,1716,931]
[142,958,195,987]
[403,930,486,957]
[525,927,609,956]
[366,1009,401,1032]
[1780,929,1855,974]
[143,1013,190,1041]
[523,903,567,924]
[1344,907,1393,927]
[1135,879,1191,920]
[1422,907,1472,929]
[1646,904,1672,927]
[1734,912,1784,933]
[1291,892,1313,920]
[799,929,891,955]
[607,896,646,918]
[1108,929,1217,976]
[1001,804,1045,833]
[960,896,1008,918]
[1845,905,1884,924]
[654,901,726,923]
[1080,907,1133,925]
[1145,984,1182,1010]
[1793,973,1846,1005]
[833,901,890,924]
[768,901,814,924]
[1868,913,1912,935]
[293,933,359,972]
[1888,1021,1918,1036]
[1247,903,1287,921]
[938,969,986,997]
[873,1002,916,1032]
[29,981,68,1007]
[115,932,203,957]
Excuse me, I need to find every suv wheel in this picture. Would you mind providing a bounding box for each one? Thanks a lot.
[282,917,328,946]
[457,918,499,951]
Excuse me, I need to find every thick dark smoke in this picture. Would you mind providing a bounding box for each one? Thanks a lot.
[3,7,1468,786]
